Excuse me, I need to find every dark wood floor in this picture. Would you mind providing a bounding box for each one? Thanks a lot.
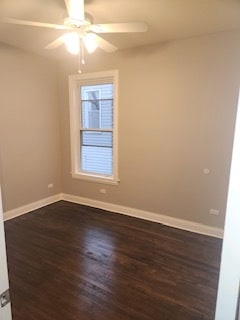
[4,201,222,320]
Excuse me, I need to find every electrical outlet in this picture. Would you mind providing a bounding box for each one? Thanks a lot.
[209,209,220,216]
[48,183,54,189]
[100,188,106,194]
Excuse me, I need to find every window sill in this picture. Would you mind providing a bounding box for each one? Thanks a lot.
[71,172,120,185]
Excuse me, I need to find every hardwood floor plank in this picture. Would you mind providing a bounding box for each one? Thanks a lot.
[4,201,222,320]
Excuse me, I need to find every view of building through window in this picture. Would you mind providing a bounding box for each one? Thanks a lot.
[80,84,113,175]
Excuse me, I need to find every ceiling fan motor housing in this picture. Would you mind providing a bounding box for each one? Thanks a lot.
[64,14,92,28]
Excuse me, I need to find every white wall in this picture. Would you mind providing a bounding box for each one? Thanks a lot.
[0,44,61,211]
[0,186,12,320]
[215,89,240,319]
[1,31,240,231]
[58,31,240,229]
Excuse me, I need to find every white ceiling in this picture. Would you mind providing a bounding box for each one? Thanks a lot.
[1,0,240,59]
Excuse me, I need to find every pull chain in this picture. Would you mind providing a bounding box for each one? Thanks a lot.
[78,38,81,74]
[81,38,85,65]
[78,38,85,74]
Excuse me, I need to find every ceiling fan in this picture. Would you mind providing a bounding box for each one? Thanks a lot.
[2,0,148,56]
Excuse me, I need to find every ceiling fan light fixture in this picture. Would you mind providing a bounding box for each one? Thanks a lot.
[62,32,79,55]
[83,33,98,54]
[2,0,148,60]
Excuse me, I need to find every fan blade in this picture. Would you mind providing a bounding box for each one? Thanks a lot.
[88,22,148,33]
[2,17,67,30]
[64,0,84,21]
[45,36,64,49]
[89,34,118,53]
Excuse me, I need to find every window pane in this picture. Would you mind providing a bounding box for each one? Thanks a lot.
[81,146,113,175]
[81,101,100,128]
[82,131,112,147]
[100,99,113,128]
[81,100,113,129]
[81,131,113,175]
[81,84,113,100]
[81,84,113,129]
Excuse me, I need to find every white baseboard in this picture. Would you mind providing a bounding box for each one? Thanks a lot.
[3,192,224,238]
[3,194,62,221]
[62,193,224,239]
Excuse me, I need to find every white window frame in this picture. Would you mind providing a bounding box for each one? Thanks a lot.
[69,70,119,185]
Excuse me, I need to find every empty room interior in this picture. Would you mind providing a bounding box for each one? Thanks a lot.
[1,0,240,319]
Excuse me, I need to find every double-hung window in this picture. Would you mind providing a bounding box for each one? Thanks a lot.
[69,70,118,184]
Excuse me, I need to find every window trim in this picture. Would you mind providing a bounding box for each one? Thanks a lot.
[69,70,119,185]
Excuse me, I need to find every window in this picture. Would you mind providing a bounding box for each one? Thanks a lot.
[69,70,118,184]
